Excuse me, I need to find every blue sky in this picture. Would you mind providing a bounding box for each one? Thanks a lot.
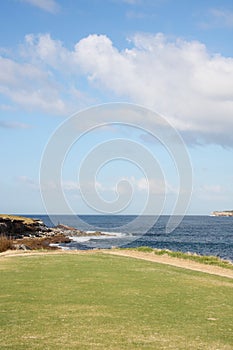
[0,0,233,215]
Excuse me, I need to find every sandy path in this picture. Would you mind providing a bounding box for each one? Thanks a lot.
[1,249,233,279]
[103,249,233,279]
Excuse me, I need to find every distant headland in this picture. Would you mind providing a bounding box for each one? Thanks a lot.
[212,211,233,217]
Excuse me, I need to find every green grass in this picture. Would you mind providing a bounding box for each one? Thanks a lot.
[132,246,154,253]
[128,247,233,270]
[0,253,233,349]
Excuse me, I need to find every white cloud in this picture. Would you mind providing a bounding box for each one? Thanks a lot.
[0,56,64,113]
[1,32,233,145]
[0,53,79,115]
[21,178,80,192]
[0,104,16,111]
[122,0,141,4]
[0,120,30,129]
[210,8,233,28]
[22,33,72,69]
[131,177,159,194]
[195,184,233,201]
[72,33,233,145]
[118,176,175,195]
[199,8,233,29]
[17,176,38,189]
[0,33,94,114]
[20,0,60,14]
[62,181,80,191]
[61,176,169,196]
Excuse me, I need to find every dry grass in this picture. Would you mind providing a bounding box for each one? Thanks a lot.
[0,234,14,252]
[14,235,71,250]
[0,233,70,252]
[0,214,35,224]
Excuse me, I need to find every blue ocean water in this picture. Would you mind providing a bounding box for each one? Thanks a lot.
[28,215,233,261]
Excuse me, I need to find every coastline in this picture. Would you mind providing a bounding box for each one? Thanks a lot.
[1,214,233,262]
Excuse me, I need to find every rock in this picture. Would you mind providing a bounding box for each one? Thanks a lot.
[0,215,51,238]
[93,231,106,236]
[19,244,31,250]
[0,214,109,239]
[212,211,233,217]
[14,244,32,250]
[53,224,86,237]
[0,222,7,234]
[55,224,77,231]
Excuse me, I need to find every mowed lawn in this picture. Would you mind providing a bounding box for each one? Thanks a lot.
[0,253,233,350]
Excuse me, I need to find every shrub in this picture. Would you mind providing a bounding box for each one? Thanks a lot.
[0,234,14,252]
[135,246,154,253]
[153,249,233,269]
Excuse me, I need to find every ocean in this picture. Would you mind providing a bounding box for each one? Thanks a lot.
[27,215,233,261]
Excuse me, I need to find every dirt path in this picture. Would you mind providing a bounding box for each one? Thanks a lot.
[1,249,233,279]
[103,249,233,279]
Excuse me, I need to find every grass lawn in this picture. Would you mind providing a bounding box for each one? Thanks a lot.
[0,252,233,349]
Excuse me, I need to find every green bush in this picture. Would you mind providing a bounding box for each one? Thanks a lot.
[135,246,154,253]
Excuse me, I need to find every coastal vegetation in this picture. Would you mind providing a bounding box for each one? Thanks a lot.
[0,214,35,224]
[0,234,14,252]
[0,234,70,252]
[0,214,232,271]
[0,253,232,349]
[129,247,233,270]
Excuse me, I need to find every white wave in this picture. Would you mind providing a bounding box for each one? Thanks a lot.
[86,231,128,237]
[69,231,130,243]
[70,235,113,243]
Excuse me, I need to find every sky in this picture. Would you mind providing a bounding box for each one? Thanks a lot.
[0,0,233,216]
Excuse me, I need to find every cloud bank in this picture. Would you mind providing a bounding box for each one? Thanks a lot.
[72,33,233,145]
[1,32,233,145]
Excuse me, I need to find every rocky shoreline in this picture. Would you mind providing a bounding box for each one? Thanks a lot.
[0,215,108,251]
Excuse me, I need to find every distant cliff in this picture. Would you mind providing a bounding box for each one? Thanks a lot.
[212,211,233,217]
